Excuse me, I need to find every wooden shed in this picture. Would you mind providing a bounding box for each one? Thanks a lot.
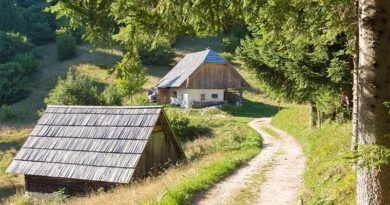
[156,49,248,108]
[7,105,185,195]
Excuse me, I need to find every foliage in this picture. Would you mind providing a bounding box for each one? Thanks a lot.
[347,145,390,168]
[222,19,249,52]
[0,62,29,105]
[0,32,33,63]
[166,109,212,141]
[0,32,39,105]
[100,85,122,106]
[167,110,190,138]
[139,41,175,66]
[13,52,40,73]
[53,188,70,203]
[272,105,355,204]
[115,55,145,96]
[30,22,55,45]
[45,71,100,105]
[0,105,18,120]
[0,0,24,32]
[235,0,355,116]
[57,32,77,60]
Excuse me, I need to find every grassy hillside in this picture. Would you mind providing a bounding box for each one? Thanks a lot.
[0,44,122,202]
[271,105,355,204]
[1,36,279,204]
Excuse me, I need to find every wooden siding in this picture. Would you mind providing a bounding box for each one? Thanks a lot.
[25,175,115,194]
[186,63,245,89]
[158,88,170,104]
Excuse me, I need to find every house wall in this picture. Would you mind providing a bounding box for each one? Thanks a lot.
[169,88,225,108]
[186,63,244,89]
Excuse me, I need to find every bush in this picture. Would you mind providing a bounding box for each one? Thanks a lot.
[30,22,55,45]
[101,85,122,106]
[139,41,175,66]
[0,62,29,105]
[0,32,33,63]
[45,72,100,105]
[0,105,18,120]
[57,32,76,60]
[168,110,190,138]
[167,109,212,141]
[13,52,39,73]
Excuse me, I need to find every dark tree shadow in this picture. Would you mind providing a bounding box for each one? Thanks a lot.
[0,137,25,152]
[220,98,283,118]
[0,184,23,201]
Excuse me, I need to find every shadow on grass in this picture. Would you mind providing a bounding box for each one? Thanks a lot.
[220,98,281,118]
[0,184,23,201]
[0,137,25,152]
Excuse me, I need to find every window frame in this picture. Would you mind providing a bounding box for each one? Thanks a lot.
[200,94,206,101]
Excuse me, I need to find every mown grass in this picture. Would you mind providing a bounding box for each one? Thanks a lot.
[271,105,355,205]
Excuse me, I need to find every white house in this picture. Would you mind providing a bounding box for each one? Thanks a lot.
[156,49,248,108]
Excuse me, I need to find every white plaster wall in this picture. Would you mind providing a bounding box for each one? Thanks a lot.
[170,88,224,108]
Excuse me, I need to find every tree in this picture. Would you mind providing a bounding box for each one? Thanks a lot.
[57,32,76,60]
[0,0,24,32]
[115,54,146,97]
[45,72,100,105]
[236,0,355,126]
[356,0,390,203]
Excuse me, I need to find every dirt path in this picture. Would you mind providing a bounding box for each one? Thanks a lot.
[192,118,305,205]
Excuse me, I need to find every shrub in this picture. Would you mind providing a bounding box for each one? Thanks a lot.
[13,52,39,73]
[57,32,76,60]
[30,22,55,45]
[101,85,122,106]
[167,109,212,141]
[45,72,100,105]
[0,32,33,63]
[168,110,190,139]
[139,41,175,66]
[0,105,18,120]
[0,62,29,105]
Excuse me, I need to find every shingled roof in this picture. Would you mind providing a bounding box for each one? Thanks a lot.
[7,105,176,184]
[156,49,228,88]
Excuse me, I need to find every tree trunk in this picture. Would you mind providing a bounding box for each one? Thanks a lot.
[352,28,359,151]
[357,0,390,204]
[309,105,317,129]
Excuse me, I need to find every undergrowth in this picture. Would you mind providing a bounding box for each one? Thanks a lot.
[271,105,355,205]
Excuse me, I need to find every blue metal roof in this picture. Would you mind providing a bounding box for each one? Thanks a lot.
[204,50,228,63]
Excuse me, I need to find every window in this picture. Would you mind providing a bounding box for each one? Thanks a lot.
[171,91,177,98]
[200,94,206,101]
[211,94,218,99]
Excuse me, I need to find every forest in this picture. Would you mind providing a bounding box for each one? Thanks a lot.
[0,0,389,204]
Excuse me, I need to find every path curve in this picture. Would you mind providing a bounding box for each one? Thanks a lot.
[192,118,305,205]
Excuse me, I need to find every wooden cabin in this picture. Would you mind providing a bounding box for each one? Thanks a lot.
[156,49,248,108]
[7,105,185,195]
